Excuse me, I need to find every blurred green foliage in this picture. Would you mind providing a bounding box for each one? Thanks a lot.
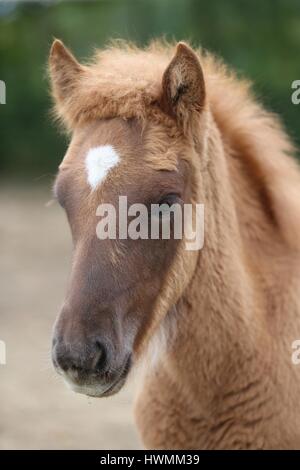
[0,0,299,179]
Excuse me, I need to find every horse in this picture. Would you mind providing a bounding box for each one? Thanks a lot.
[49,39,300,449]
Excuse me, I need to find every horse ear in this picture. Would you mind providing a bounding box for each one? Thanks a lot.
[49,39,83,105]
[160,42,205,126]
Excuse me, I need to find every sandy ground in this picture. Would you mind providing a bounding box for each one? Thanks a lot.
[0,183,141,449]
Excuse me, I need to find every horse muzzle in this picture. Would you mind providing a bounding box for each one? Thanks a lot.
[51,335,132,397]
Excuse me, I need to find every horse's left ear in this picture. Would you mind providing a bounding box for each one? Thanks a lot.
[160,42,205,126]
[49,39,84,109]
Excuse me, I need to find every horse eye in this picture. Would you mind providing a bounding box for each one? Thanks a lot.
[150,193,182,220]
[157,193,181,207]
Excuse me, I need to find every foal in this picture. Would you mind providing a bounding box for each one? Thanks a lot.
[49,39,300,449]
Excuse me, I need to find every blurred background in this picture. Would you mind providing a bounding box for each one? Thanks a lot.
[0,0,299,449]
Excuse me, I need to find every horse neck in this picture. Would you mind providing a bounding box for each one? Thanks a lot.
[165,118,264,402]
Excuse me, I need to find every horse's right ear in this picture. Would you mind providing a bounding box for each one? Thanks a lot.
[49,39,84,107]
[160,42,206,129]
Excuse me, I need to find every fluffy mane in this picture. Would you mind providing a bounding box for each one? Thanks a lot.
[50,39,300,249]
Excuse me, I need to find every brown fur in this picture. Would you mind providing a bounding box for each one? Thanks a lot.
[49,39,300,449]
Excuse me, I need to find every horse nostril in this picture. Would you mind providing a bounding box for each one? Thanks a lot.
[52,343,70,372]
[53,338,109,376]
[92,340,107,373]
